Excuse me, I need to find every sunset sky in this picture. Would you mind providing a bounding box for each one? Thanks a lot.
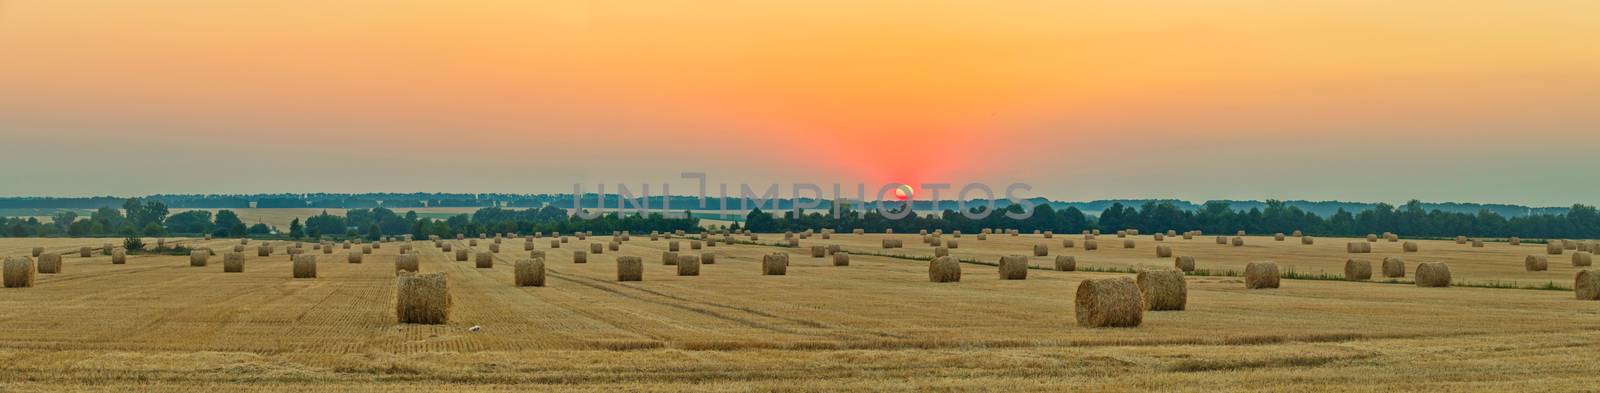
[1,1,1597,205]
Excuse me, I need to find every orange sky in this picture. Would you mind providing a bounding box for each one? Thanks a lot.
[2,1,1598,204]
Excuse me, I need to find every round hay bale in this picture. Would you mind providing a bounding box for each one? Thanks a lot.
[811,246,826,258]
[102,243,114,255]
[224,252,245,272]
[1154,234,1165,242]
[1182,233,1193,240]
[1403,241,1418,252]
[1575,270,1600,300]
[1244,261,1280,289]
[344,241,354,249]
[1574,252,1593,267]
[1525,255,1549,271]
[689,240,702,250]
[79,247,91,257]
[1292,230,1303,237]
[31,247,43,257]
[1274,233,1285,241]
[832,252,849,266]
[232,245,245,253]
[3,256,36,288]
[1382,257,1406,278]
[677,255,701,276]
[1174,255,1196,272]
[1230,237,1243,247]
[323,245,333,254]
[669,241,680,252]
[977,233,988,240]
[662,251,679,265]
[530,250,546,259]
[1563,239,1577,250]
[395,253,419,274]
[1236,230,1246,236]
[189,250,209,267]
[488,244,501,253]
[1415,262,1451,287]
[1061,239,1074,249]
[1125,239,1137,249]
[475,251,493,268]
[440,243,451,252]
[617,256,643,281]
[701,253,716,264]
[1367,234,1378,242]
[589,243,603,254]
[1471,239,1484,248]
[292,255,317,278]
[1386,233,1399,242]
[396,271,449,324]
[1054,255,1076,271]
[609,242,620,251]
[560,236,569,243]
[763,253,788,275]
[1116,230,1127,238]
[1344,258,1372,281]
[1509,237,1521,245]
[787,238,800,247]
[454,248,468,261]
[1155,245,1172,258]
[1084,240,1098,251]
[1302,236,1315,245]
[928,256,961,282]
[515,258,545,287]
[524,241,535,251]
[348,250,364,264]
[1547,242,1564,255]
[999,255,1028,280]
[1137,269,1186,311]
[1075,277,1143,328]
[573,250,588,264]
[550,239,560,248]
[1033,244,1049,256]
[1215,236,1228,245]
[1455,236,1468,244]
[258,245,272,257]
[934,247,949,257]
[1346,242,1371,253]
[111,249,127,264]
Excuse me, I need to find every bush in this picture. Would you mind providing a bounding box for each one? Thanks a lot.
[123,236,145,251]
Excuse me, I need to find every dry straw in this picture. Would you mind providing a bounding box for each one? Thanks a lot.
[396,271,449,324]
[1574,252,1593,267]
[1230,237,1243,247]
[590,243,603,254]
[832,252,849,266]
[349,250,364,264]
[1174,256,1195,272]
[1244,261,1280,289]
[702,253,716,264]
[395,253,419,274]
[1033,244,1049,256]
[3,256,35,288]
[258,245,272,257]
[1061,239,1074,248]
[111,249,126,264]
[1055,255,1076,271]
[928,256,961,282]
[811,246,826,258]
[1302,236,1315,245]
[1275,233,1286,241]
[691,240,702,250]
[1344,258,1372,281]
[999,255,1028,280]
[934,247,949,257]
[574,250,588,264]
[224,252,245,272]
[476,251,493,268]
[1137,269,1186,311]
[1084,240,1098,251]
[189,250,209,267]
[670,241,680,252]
[1525,255,1549,271]
[1367,234,1378,242]
[1509,237,1521,245]
[31,247,42,257]
[293,255,317,278]
[677,254,701,276]
[662,251,678,265]
[1155,245,1172,258]
[1471,239,1484,248]
[1347,242,1371,253]
[1415,262,1451,287]
[1125,239,1138,249]
[1575,270,1599,300]
[617,256,643,281]
[763,253,788,275]
[79,247,91,257]
[1215,236,1228,245]
[515,258,545,287]
[1547,242,1563,255]
[455,248,468,261]
[1383,257,1406,278]
[1404,241,1419,252]
[1075,277,1143,328]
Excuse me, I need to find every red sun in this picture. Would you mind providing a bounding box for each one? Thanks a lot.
[892,184,914,201]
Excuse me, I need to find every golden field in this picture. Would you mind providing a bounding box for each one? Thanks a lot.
[1,233,1598,392]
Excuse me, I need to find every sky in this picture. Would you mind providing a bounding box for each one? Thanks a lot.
[1,1,1597,206]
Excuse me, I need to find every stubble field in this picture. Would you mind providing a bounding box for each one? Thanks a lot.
[0,232,1597,392]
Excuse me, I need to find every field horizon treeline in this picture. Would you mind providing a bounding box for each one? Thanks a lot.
[0,193,1574,218]
[3,197,1599,240]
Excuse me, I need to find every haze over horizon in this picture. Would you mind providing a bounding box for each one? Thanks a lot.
[3,1,1597,205]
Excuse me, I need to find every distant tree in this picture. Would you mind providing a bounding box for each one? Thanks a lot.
[142,222,166,237]
[214,210,245,237]
[123,236,145,251]
[289,218,304,239]
[247,223,271,235]
[165,210,214,234]
[367,224,381,240]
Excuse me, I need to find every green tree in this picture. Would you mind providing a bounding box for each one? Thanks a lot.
[289,218,304,239]
[367,224,382,240]
[214,210,245,237]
